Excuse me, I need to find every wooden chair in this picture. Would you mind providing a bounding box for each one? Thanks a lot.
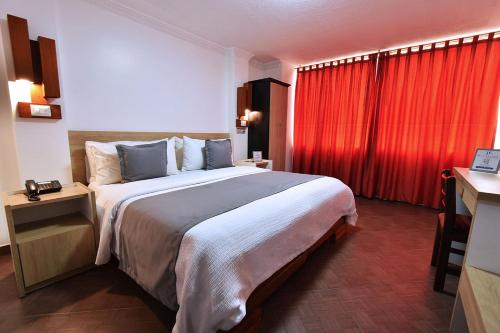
[431,169,472,292]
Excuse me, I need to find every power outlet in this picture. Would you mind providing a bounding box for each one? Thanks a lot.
[30,104,52,117]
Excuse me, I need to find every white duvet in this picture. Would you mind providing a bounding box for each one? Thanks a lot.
[92,166,357,333]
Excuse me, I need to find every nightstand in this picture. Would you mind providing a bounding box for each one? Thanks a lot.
[235,159,273,170]
[2,182,97,296]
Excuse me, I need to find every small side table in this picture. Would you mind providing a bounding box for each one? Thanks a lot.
[235,159,273,170]
[2,182,97,296]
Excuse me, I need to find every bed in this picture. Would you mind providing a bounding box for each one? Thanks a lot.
[68,130,358,333]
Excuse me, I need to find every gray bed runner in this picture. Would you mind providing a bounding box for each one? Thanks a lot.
[118,171,322,309]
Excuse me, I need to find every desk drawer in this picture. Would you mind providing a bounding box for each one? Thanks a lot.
[17,222,95,287]
[462,187,477,215]
[456,180,465,197]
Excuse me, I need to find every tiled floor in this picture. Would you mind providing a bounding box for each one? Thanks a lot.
[0,198,458,332]
[260,198,458,332]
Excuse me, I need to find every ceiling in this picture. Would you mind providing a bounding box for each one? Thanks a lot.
[96,0,500,65]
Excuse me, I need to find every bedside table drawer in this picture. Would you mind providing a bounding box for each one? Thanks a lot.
[17,217,95,287]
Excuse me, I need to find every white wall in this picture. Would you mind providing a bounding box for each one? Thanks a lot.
[57,0,227,134]
[0,0,297,246]
[280,60,296,172]
[248,58,265,81]
[0,18,22,247]
[0,0,252,246]
[1,0,71,187]
[0,0,69,247]
[248,58,282,81]
[225,48,252,161]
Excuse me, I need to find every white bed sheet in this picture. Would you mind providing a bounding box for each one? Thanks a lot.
[92,166,357,333]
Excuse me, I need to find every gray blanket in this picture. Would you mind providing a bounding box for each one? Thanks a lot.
[118,171,322,309]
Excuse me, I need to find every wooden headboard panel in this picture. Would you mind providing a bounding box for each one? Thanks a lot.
[68,130,231,184]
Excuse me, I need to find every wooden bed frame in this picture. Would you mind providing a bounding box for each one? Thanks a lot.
[224,217,347,333]
[67,130,349,333]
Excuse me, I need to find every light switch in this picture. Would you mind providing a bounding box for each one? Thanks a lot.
[30,104,52,117]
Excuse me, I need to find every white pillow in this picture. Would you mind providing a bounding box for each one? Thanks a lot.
[85,141,99,183]
[182,136,206,171]
[86,140,132,184]
[166,137,179,175]
[173,137,184,170]
[86,138,179,185]
[90,142,122,185]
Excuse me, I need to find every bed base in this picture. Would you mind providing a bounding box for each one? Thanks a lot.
[221,217,348,333]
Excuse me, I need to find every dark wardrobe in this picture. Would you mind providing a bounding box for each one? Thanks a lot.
[247,78,290,171]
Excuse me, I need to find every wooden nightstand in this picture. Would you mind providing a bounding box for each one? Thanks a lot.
[2,182,97,297]
[235,159,273,170]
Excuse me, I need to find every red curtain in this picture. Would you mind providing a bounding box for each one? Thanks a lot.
[364,36,500,207]
[293,35,500,208]
[293,57,377,194]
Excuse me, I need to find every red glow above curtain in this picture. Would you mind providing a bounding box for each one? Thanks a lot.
[293,35,500,208]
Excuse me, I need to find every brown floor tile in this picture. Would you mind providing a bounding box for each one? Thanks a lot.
[0,198,457,332]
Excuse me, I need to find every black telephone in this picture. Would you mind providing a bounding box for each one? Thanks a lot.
[25,180,62,201]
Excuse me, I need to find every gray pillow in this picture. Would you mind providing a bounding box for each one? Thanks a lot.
[205,139,233,170]
[116,141,168,182]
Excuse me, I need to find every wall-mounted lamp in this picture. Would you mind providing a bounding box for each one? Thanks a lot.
[237,108,256,128]
[236,84,252,129]
[9,79,32,104]
[249,110,262,123]
[7,14,62,119]
[237,109,249,127]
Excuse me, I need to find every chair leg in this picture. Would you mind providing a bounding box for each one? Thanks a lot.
[434,235,452,292]
[431,220,441,267]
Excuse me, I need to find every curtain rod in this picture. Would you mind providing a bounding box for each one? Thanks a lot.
[296,29,500,70]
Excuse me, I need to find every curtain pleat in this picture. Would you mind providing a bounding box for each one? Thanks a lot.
[293,58,377,194]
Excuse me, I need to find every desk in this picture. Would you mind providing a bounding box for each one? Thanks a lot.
[451,265,500,333]
[454,168,500,274]
[450,168,500,332]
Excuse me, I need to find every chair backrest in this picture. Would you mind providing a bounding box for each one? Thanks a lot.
[440,169,457,235]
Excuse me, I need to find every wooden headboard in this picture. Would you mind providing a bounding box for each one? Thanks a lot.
[68,130,231,184]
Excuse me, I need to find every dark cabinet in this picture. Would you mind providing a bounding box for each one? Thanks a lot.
[247,78,290,171]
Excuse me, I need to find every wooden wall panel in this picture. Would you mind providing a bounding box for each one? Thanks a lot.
[268,83,288,171]
[29,40,42,84]
[237,86,247,119]
[236,83,252,119]
[7,14,34,81]
[30,84,49,105]
[38,37,60,98]
[17,102,61,119]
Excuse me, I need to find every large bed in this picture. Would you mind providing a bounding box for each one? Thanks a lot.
[68,131,358,333]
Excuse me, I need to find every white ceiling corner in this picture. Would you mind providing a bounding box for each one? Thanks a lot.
[83,0,226,54]
[83,0,500,65]
[227,47,255,62]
